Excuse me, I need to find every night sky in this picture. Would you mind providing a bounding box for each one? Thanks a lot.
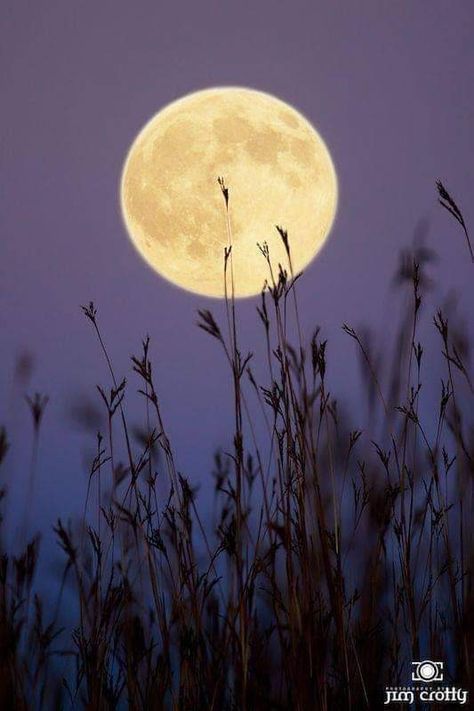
[2,2,473,538]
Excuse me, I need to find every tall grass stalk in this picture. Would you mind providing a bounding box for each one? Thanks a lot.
[0,180,472,709]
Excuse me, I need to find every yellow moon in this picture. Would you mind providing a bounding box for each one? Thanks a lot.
[120,87,337,298]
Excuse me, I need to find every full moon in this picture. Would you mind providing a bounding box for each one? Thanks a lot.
[120,87,337,298]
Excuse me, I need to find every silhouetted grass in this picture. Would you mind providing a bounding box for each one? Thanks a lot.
[0,181,472,710]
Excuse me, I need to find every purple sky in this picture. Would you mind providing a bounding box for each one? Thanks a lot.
[2,2,474,534]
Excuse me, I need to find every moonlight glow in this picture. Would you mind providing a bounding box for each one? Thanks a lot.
[120,87,338,298]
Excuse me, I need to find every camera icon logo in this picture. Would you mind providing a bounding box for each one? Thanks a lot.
[411,660,444,683]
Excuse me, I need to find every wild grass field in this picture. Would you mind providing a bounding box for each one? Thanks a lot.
[0,181,473,710]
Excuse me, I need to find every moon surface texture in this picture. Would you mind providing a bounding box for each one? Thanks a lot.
[120,87,338,298]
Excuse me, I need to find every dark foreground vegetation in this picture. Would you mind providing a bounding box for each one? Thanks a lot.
[0,182,473,710]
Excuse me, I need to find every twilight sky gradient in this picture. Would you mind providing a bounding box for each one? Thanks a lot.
[2,1,474,534]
